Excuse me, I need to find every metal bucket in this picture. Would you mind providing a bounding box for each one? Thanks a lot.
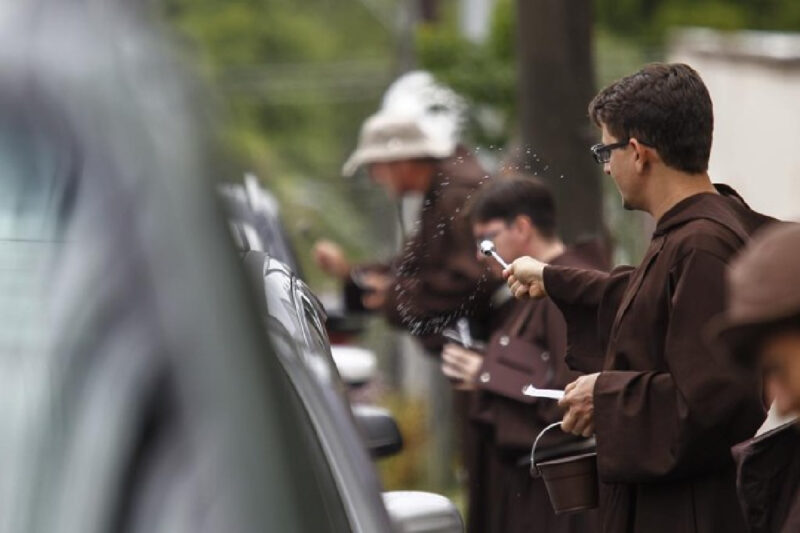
[530,422,599,514]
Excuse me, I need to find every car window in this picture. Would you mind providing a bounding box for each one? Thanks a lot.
[0,99,66,532]
[218,180,303,276]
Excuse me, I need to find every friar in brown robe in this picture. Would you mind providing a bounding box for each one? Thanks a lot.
[441,176,604,533]
[313,106,500,519]
[710,222,800,533]
[504,63,775,533]
[314,110,498,350]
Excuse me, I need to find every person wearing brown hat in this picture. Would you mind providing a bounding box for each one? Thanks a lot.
[503,63,775,533]
[711,222,800,533]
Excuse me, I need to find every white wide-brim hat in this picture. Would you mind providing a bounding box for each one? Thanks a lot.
[342,111,457,176]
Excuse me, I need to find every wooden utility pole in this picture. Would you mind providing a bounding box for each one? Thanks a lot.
[516,0,604,243]
[419,0,440,22]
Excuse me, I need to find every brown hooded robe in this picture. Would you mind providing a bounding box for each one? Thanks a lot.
[344,146,498,349]
[541,187,773,533]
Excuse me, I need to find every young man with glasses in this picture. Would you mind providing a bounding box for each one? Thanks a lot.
[504,63,775,533]
[441,175,604,533]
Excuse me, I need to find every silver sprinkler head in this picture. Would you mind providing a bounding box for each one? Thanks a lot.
[479,239,510,269]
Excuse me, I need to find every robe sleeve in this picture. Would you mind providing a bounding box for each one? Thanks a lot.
[379,218,496,338]
[531,298,585,425]
[543,265,633,373]
[381,253,493,328]
[593,250,765,483]
[343,236,493,341]
[343,262,391,313]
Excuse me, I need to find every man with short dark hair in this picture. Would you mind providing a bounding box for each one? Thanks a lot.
[505,63,775,532]
[441,175,603,533]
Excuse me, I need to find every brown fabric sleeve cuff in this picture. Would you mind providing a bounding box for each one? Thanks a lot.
[593,371,633,482]
[543,265,582,305]
[542,264,566,302]
[543,265,607,374]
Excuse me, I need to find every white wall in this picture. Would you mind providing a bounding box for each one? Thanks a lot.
[670,28,800,222]
[460,0,494,43]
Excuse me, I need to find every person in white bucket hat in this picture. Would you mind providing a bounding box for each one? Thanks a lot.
[342,69,467,177]
[340,111,456,177]
[313,72,499,352]
[314,73,503,517]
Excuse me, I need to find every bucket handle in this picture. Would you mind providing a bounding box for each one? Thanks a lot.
[530,420,563,477]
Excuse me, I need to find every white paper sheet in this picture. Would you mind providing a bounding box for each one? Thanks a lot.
[522,385,564,400]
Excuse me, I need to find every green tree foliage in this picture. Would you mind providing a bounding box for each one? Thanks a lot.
[417,0,800,146]
[163,0,394,174]
[161,0,800,274]
[161,0,402,280]
[416,0,516,148]
[595,0,800,41]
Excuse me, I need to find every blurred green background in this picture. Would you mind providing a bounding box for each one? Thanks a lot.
[160,0,800,498]
[160,0,800,275]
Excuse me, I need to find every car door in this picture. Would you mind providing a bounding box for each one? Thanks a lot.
[243,251,396,532]
[0,3,370,532]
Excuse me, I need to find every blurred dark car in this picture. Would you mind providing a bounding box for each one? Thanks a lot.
[0,2,458,533]
[219,174,304,276]
[224,176,464,530]
[241,250,463,532]
[219,176,368,345]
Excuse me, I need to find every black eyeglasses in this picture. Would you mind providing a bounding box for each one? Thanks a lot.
[590,140,629,164]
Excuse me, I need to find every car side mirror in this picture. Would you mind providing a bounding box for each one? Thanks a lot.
[351,404,403,459]
[330,345,377,387]
[382,491,464,533]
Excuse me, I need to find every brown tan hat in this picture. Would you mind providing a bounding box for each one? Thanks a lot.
[341,111,456,176]
[711,222,800,360]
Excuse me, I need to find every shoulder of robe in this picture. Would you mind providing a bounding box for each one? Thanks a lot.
[433,178,488,222]
[665,218,743,264]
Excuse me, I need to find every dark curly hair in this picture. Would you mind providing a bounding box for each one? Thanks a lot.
[588,63,713,174]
